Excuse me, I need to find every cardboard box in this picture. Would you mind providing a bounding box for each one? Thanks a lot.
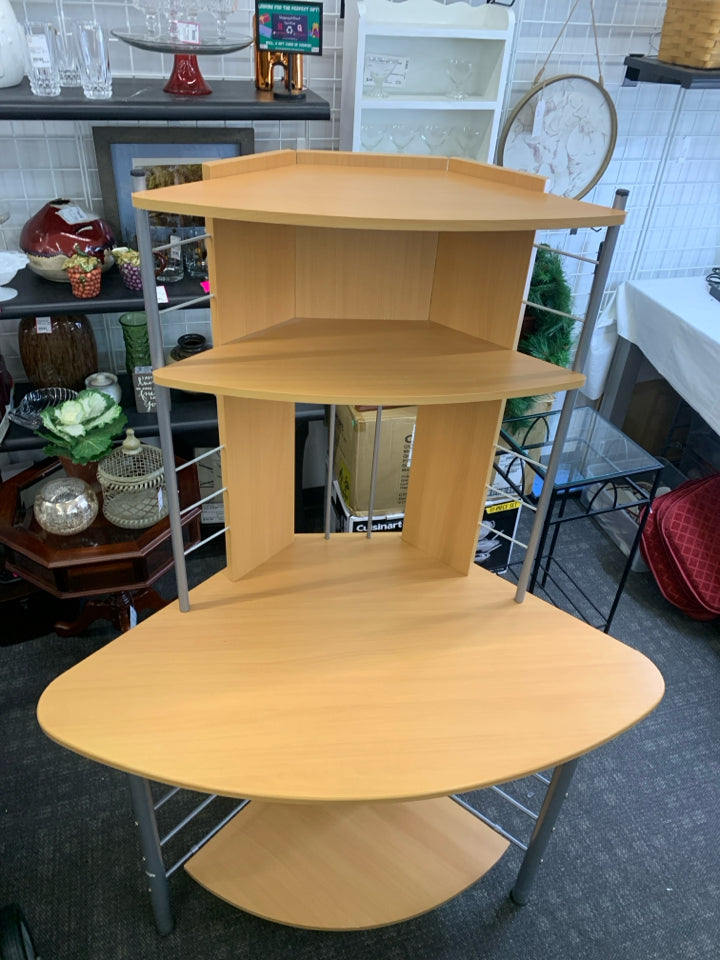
[332,481,405,533]
[334,405,416,516]
[331,482,522,573]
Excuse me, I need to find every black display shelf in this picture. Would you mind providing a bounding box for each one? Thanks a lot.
[624,54,720,89]
[0,266,208,321]
[0,78,330,121]
[3,375,324,454]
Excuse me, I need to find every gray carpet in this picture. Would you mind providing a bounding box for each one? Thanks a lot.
[1,519,719,960]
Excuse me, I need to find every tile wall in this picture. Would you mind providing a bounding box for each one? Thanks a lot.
[1,0,718,396]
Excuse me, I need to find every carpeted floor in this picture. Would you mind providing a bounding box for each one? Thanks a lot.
[1,514,719,960]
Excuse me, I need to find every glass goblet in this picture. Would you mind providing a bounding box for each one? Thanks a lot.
[389,123,416,154]
[420,123,448,155]
[456,125,485,161]
[132,0,162,38]
[360,124,386,152]
[364,58,394,99]
[446,58,472,100]
[206,0,239,41]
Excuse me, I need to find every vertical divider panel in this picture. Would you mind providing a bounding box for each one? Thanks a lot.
[206,215,297,580]
[428,231,535,348]
[208,219,296,344]
[402,400,505,575]
[220,397,296,581]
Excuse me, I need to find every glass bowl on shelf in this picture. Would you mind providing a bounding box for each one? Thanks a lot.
[34,476,99,536]
[8,387,79,430]
[0,250,28,303]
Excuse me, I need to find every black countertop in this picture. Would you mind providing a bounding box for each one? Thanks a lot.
[0,266,208,321]
[0,78,331,121]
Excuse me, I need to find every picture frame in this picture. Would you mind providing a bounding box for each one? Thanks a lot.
[92,126,255,244]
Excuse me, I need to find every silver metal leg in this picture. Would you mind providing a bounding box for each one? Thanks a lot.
[510,758,580,905]
[127,774,174,936]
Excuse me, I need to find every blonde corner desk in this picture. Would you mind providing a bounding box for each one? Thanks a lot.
[37,151,664,936]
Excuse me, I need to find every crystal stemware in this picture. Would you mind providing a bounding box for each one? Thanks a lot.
[160,0,182,41]
[364,58,395,99]
[360,124,386,152]
[446,58,473,100]
[389,123,417,154]
[206,0,239,42]
[455,125,485,161]
[132,0,162,38]
[420,123,448,155]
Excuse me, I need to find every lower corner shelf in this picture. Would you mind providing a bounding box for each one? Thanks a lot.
[184,796,509,929]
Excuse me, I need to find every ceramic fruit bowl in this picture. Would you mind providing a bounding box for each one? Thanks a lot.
[0,250,29,302]
[20,199,115,283]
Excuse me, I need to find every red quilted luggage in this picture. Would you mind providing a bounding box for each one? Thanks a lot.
[640,474,720,621]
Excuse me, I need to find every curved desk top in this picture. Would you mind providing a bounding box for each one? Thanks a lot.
[38,534,664,803]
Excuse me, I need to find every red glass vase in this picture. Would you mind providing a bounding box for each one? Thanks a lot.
[164,55,212,96]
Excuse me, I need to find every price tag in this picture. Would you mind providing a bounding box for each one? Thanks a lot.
[129,605,138,629]
[35,317,53,334]
[56,205,92,225]
[363,54,409,89]
[156,285,169,303]
[27,35,52,69]
[176,20,201,44]
[157,488,164,513]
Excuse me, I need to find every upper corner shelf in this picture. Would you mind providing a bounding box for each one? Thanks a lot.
[131,150,626,231]
[623,54,720,89]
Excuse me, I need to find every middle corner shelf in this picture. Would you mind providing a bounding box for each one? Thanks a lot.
[152,316,586,405]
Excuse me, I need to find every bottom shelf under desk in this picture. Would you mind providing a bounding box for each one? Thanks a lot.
[185,796,509,930]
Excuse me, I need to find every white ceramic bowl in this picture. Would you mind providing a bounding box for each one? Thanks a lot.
[0,251,29,300]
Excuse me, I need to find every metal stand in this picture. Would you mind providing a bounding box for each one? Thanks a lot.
[510,759,579,905]
[515,190,629,604]
[127,775,174,936]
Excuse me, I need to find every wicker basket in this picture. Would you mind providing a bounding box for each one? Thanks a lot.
[658,0,720,69]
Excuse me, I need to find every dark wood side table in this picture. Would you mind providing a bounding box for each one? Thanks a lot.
[0,457,201,635]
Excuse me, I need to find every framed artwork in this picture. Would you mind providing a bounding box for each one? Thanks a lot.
[92,126,255,243]
[497,74,617,200]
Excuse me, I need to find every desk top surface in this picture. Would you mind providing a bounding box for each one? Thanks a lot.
[38,534,664,802]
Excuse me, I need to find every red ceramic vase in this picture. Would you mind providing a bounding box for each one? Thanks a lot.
[19,199,115,283]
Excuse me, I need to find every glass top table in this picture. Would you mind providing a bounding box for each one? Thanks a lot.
[498,405,664,632]
[501,405,662,489]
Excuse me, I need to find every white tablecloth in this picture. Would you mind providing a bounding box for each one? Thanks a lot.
[585,277,720,436]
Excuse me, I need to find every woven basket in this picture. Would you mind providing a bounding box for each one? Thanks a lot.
[658,0,720,69]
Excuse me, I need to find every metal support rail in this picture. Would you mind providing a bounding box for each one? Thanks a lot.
[165,799,250,877]
[514,189,628,604]
[533,242,600,266]
[159,294,212,314]
[133,169,191,612]
[521,301,587,326]
[160,793,217,846]
[490,786,539,821]
[451,795,528,851]
[324,404,336,539]
[154,786,181,811]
